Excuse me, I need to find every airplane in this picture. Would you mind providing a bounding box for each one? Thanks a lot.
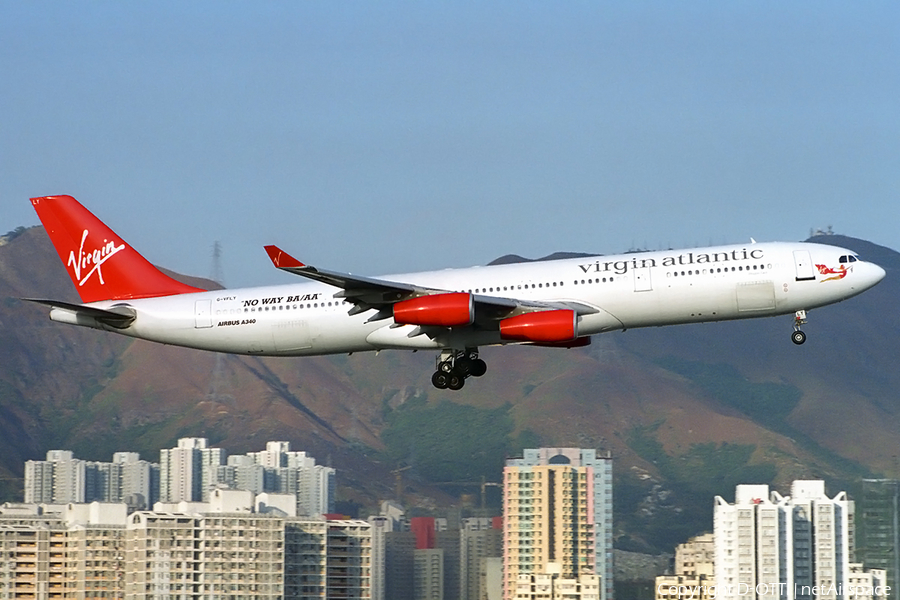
[28,195,886,391]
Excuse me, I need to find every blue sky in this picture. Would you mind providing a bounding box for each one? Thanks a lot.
[2,2,898,287]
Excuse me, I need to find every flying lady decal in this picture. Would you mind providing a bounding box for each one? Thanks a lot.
[816,264,849,282]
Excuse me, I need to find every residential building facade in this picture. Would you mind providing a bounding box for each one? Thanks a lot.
[503,448,613,600]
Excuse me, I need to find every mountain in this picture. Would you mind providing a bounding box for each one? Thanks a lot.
[1,227,897,553]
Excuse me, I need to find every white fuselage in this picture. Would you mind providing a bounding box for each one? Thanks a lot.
[53,241,885,355]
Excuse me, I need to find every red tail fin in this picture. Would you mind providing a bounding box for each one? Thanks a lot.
[31,195,205,302]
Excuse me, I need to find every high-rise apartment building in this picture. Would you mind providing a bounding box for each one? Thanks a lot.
[858,479,899,596]
[385,527,417,600]
[1,498,371,599]
[25,451,158,508]
[214,440,335,516]
[372,507,503,600]
[23,458,55,503]
[655,533,716,600]
[714,481,866,600]
[368,515,393,600]
[415,548,445,600]
[159,437,225,502]
[460,517,502,600]
[513,562,601,600]
[217,454,266,494]
[0,512,68,598]
[503,448,613,600]
[675,532,714,578]
[25,450,85,504]
[117,452,159,509]
[326,518,373,599]
[25,440,331,516]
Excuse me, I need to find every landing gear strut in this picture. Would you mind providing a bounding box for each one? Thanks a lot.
[431,349,487,390]
[791,310,807,345]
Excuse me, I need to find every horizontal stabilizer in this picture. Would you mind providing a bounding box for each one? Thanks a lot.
[24,298,136,329]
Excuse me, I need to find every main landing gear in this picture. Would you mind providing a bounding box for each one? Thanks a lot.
[791,310,807,345]
[431,349,487,391]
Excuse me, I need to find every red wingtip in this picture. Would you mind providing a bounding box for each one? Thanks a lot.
[264,245,306,269]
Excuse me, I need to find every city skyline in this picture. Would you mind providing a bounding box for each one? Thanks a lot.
[9,445,900,600]
[23,438,335,518]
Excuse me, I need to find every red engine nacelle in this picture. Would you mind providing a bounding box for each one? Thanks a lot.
[393,292,474,327]
[499,310,577,343]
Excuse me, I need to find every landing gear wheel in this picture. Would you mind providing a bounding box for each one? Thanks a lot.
[447,373,465,391]
[432,348,485,388]
[470,358,487,377]
[791,330,807,345]
[432,371,450,389]
[455,357,473,376]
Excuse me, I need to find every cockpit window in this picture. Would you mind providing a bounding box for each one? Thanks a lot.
[839,255,860,264]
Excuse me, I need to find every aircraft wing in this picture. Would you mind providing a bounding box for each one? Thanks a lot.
[264,245,597,326]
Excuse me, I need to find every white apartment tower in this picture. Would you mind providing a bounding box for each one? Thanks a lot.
[368,515,392,600]
[159,437,225,502]
[25,450,157,508]
[791,480,854,597]
[113,451,156,508]
[23,459,54,503]
[24,450,85,503]
[714,480,856,600]
[226,440,336,516]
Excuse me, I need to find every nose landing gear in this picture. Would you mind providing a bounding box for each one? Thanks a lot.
[791,310,807,345]
[431,349,487,390]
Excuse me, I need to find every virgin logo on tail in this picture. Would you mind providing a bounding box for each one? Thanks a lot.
[67,229,125,288]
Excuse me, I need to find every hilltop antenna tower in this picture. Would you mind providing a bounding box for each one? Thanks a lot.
[206,240,233,404]
[210,241,225,286]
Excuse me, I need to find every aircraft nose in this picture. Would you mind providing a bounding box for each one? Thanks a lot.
[866,261,886,287]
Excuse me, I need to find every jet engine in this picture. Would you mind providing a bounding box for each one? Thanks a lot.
[500,310,577,342]
[393,292,474,327]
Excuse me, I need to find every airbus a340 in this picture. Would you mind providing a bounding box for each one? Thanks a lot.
[28,195,885,390]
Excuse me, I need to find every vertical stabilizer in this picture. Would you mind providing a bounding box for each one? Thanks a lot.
[31,195,205,302]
